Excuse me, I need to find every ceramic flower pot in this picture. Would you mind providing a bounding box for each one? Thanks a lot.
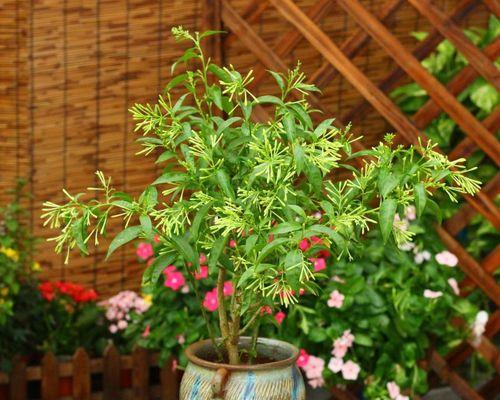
[180,337,305,400]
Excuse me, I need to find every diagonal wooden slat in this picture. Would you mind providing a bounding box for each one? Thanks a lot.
[341,0,479,126]
[413,38,500,131]
[460,245,500,293]
[478,374,500,399]
[248,0,335,91]
[428,350,483,400]
[223,0,269,48]
[309,0,404,90]
[408,0,500,91]
[335,0,500,166]
[267,0,500,229]
[444,173,500,235]
[449,106,500,161]
[482,0,500,17]
[435,224,500,305]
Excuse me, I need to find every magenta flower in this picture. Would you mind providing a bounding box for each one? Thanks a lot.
[310,257,326,272]
[199,253,207,265]
[164,270,186,291]
[435,250,458,267]
[423,289,442,299]
[194,265,209,280]
[142,324,151,338]
[203,289,219,312]
[222,281,234,296]
[136,242,153,260]
[327,289,345,308]
[296,349,310,368]
[299,238,311,252]
[163,265,176,275]
[274,311,286,325]
[229,239,237,248]
[341,360,360,380]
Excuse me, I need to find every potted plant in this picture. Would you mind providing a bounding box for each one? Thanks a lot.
[41,28,480,399]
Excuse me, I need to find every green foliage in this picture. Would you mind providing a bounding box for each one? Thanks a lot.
[41,28,480,361]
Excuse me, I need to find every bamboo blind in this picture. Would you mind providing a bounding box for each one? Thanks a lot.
[0,0,495,302]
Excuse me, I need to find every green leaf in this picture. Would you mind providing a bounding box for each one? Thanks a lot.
[244,234,259,255]
[288,205,306,219]
[72,219,88,255]
[425,199,442,224]
[208,236,228,272]
[106,225,142,259]
[216,116,241,135]
[190,203,212,241]
[305,163,322,195]
[155,151,177,164]
[216,170,235,200]
[293,144,305,174]
[142,253,175,285]
[354,333,373,347]
[238,266,255,288]
[152,172,187,186]
[313,118,335,138]
[283,113,296,142]
[171,236,196,264]
[140,186,158,209]
[165,73,187,92]
[268,70,285,92]
[256,237,289,263]
[414,182,426,218]
[379,199,397,243]
[256,95,283,106]
[270,221,302,235]
[139,215,153,237]
[378,169,399,198]
[208,64,231,82]
[306,225,346,250]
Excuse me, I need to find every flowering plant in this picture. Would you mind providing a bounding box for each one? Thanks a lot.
[37,281,107,355]
[278,208,481,398]
[41,28,480,365]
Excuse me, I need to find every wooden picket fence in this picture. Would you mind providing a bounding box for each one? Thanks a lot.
[0,346,180,400]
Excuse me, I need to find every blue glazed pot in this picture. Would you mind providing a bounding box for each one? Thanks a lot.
[180,337,306,400]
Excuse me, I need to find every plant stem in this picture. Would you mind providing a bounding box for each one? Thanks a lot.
[217,268,239,364]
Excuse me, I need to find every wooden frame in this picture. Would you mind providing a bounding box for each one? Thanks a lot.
[214,1,500,399]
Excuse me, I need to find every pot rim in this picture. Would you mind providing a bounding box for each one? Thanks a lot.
[185,336,299,371]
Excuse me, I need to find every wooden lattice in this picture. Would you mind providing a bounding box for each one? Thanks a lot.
[204,1,500,398]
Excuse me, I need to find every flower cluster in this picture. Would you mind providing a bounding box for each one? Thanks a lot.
[296,349,325,388]
[327,330,360,381]
[299,235,330,272]
[202,281,234,312]
[101,290,150,333]
[38,281,97,303]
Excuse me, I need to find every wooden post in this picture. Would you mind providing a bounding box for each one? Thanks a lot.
[160,358,179,400]
[103,344,121,399]
[132,346,149,400]
[201,0,223,67]
[73,348,91,400]
[9,356,27,400]
[41,352,58,400]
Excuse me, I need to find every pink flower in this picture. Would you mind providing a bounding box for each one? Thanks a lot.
[109,324,118,334]
[308,377,325,388]
[447,278,460,295]
[312,211,322,219]
[274,311,286,325]
[164,271,186,291]
[203,289,218,312]
[194,266,209,280]
[423,289,443,299]
[172,358,178,372]
[299,238,311,252]
[310,257,326,272]
[341,360,360,380]
[268,234,274,243]
[435,250,458,267]
[199,253,207,265]
[387,381,400,399]
[405,205,416,221]
[223,281,234,296]
[136,242,153,260]
[181,285,190,293]
[176,334,185,345]
[153,234,160,243]
[310,236,323,246]
[328,357,343,373]
[303,356,324,379]
[332,338,349,358]
[142,324,151,338]
[414,250,431,264]
[296,349,310,368]
[229,239,237,248]
[327,290,345,308]
[146,257,155,266]
[117,320,128,330]
[342,330,355,347]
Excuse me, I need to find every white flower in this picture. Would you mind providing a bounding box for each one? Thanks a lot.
[328,357,343,373]
[435,250,458,267]
[414,250,431,264]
